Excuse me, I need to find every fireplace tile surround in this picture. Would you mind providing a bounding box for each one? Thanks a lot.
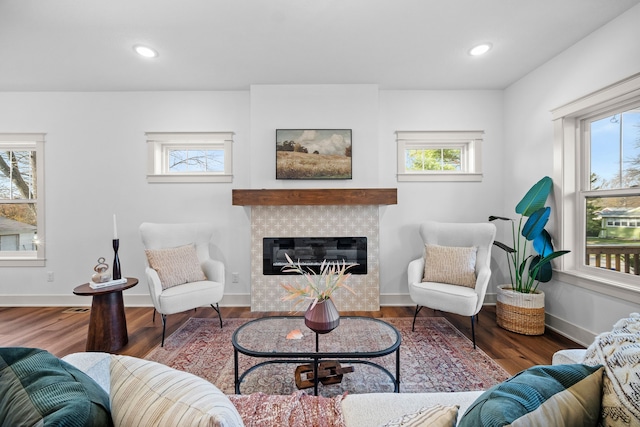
[250,205,380,311]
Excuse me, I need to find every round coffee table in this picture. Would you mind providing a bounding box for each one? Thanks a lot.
[73,277,138,352]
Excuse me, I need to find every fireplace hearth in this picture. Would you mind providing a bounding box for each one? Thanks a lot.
[263,237,367,275]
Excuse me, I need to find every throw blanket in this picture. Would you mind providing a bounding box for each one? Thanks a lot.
[228,391,347,427]
[583,313,640,427]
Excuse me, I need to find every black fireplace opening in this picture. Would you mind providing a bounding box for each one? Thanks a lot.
[263,237,367,275]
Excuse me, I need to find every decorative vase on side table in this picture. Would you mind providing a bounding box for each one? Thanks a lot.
[304,299,340,334]
[496,284,545,335]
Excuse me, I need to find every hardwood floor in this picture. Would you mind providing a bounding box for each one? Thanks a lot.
[0,305,582,376]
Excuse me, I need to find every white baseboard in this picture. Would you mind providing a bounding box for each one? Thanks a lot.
[0,292,596,345]
[0,293,252,308]
[545,312,596,347]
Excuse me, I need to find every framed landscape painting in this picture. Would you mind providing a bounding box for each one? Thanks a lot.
[276,129,352,179]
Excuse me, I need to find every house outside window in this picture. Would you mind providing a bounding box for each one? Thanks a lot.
[146,132,234,183]
[0,133,45,266]
[552,73,640,294]
[396,131,483,182]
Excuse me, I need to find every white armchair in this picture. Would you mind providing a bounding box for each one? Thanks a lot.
[139,222,225,346]
[408,220,496,348]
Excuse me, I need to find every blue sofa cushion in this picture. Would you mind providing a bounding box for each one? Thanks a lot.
[0,347,112,426]
[458,364,603,427]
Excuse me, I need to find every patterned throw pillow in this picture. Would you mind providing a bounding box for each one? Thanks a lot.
[110,355,244,427]
[381,404,459,427]
[145,244,207,289]
[458,364,603,427]
[0,347,112,427]
[582,313,640,427]
[423,244,477,288]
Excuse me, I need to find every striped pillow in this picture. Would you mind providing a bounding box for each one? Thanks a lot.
[423,244,477,288]
[381,404,459,427]
[110,355,244,427]
[145,244,207,289]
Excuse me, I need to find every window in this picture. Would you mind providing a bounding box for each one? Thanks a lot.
[0,133,45,266]
[146,132,234,183]
[552,73,640,296]
[396,131,483,181]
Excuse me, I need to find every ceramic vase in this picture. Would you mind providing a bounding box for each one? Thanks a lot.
[304,299,340,334]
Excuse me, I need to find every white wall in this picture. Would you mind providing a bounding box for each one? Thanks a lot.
[0,91,251,306]
[0,86,504,309]
[378,90,504,301]
[503,4,640,342]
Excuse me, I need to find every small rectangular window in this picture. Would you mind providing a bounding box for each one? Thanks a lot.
[146,132,234,183]
[396,131,483,182]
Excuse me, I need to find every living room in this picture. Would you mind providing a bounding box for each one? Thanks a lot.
[1,0,640,354]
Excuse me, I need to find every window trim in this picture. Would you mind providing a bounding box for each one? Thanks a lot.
[0,133,46,267]
[396,131,483,182]
[552,72,640,300]
[145,132,234,183]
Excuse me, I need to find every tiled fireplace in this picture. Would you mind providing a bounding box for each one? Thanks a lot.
[250,205,380,311]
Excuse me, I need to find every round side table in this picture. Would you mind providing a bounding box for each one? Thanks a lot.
[73,277,138,352]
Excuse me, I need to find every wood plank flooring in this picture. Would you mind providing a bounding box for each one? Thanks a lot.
[0,305,582,376]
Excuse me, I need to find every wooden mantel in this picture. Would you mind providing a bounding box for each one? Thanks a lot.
[232,188,397,206]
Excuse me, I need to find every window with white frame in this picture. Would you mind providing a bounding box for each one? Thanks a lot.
[552,73,640,296]
[396,131,483,182]
[0,133,46,266]
[145,132,234,183]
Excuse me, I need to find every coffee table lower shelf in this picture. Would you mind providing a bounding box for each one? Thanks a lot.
[234,358,399,395]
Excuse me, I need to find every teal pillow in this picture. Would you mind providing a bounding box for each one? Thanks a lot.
[0,347,112,426]
[458,364,603,427]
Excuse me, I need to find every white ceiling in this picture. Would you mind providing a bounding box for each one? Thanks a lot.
[1,0,638,92]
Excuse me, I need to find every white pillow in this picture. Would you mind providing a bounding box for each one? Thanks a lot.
[145,244,207,289]
[423,244,477,288]
[381,404,459,427]
[110,355,244,427]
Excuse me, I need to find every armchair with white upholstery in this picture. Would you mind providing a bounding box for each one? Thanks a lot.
[408,220,496,348]
[139,222,225,346]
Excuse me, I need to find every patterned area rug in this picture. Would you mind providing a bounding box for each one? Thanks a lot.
[145,317,509,397]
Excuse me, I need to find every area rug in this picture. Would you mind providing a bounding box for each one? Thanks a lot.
[145,317,510,397]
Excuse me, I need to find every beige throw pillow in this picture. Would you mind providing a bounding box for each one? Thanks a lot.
[423,244,477,288]
[110,355,244,427]
[145,244,207,290]
[381,404,459,427]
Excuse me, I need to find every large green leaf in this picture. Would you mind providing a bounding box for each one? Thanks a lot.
[522,207,550,241]
[533,229,554,257]
[530,255,553,282]
[515,176,553,217]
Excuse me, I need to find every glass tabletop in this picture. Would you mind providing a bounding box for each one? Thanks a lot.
[232,316,400,358]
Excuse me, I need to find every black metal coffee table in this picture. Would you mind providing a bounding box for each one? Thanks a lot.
[232,316,401,395]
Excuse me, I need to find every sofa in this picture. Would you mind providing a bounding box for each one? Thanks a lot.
[2,314,639,426]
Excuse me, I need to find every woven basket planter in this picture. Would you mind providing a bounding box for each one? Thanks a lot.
[496,284,545,335]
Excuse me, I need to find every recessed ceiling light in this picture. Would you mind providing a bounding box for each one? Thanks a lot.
[133,44,158,58]
[469,43,492,56]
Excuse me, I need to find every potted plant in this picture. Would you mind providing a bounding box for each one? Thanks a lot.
[280,253,357,334]
[489,176,570,335]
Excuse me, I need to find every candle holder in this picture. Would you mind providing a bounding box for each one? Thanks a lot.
[112,239,121,280]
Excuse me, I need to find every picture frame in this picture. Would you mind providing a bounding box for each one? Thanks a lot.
[276,129,352,179]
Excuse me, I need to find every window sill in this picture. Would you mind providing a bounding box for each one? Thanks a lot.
[147,174,233,183]
[0,258,46,267]
[555,269,640,304]
[397,172,483,182]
